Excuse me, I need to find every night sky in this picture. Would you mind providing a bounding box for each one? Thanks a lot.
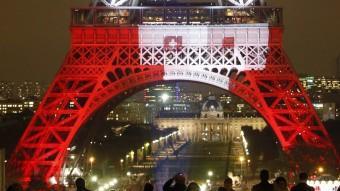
[1,0,340,83]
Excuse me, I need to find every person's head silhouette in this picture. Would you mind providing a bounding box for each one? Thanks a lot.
[144,182,154,191]
[75,178,86,189]
[174,173,186,185]
[298,172,308,182]
[224,177,233,189]
[259,169,270,182]
[6,183,23,191]
[186,182,200,191]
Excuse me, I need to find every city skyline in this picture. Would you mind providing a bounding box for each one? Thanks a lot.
[1,0,340,83]
[1,74,339,102]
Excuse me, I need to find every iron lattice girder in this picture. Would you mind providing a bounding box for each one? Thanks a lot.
[11,25,336,183]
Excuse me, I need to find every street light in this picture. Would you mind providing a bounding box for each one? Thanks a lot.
[89,156,95,163]
[200,183,207,191]
[91,175,98,183]
[317,166,324,173]
[112,178,118,184]
[104,184,109,190]
[239,156,245,180]
[127,171,131,176]
[109,180,116,186]
[89,156,95,172]
[119,159,124,174]
[130,150,135,160]
[207,170,213,177]
[161,93,169,102]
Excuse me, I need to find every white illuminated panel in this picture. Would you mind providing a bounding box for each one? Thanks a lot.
[228,0,255,6]
[99,0,129,7]
[139,24,269,47]
[138,24,270,90]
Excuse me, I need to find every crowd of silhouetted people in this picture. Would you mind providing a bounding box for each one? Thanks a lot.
[6,177,88,191]
[6,169,338,191]
[158,170,318,191]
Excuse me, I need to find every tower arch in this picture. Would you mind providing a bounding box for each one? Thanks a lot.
[10,6,337,183]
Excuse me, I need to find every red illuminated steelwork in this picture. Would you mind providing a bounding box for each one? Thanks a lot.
[10,7,337,184]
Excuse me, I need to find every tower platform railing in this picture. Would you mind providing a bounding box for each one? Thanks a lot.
[71,6,283,26]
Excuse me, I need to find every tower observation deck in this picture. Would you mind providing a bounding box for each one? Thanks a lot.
[72,5,282,26]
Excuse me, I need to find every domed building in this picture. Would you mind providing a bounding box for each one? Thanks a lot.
[201,96,224,119]
[154,96,267,142]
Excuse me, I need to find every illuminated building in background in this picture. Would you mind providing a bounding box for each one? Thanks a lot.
[0,81,46,100]
[299,76,316,90]
[107,101,152,124]
[160,102,201,114]
[313,103,336,121]
[142,84,203,121]
[154,96,266,142]
[299,76,340,120]
[179,93,203,103]
[299,76,340,91]
[219,93,258,116]
[0,100,35,115]
[144,84,204,103]
[144,84,180,103]
[219,94,232,104]
[314,76,340,90]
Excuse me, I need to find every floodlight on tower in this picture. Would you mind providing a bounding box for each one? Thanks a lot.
[98,0,129,7]
[228,0,255,6]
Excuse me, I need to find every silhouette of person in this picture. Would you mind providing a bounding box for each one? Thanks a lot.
[186,182,200,191]
[163,173,187,191]
[144,182,154,191]
[75,178,91,191]
[251,169,274,191]
[290,172,315,191]
[6,183,23,191]
[218,187,227,191]
[26,176,48,191]
[274,177,289,191]
[224,177,235,191]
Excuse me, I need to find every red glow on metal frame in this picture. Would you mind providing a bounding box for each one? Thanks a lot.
[8,25,337,185]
